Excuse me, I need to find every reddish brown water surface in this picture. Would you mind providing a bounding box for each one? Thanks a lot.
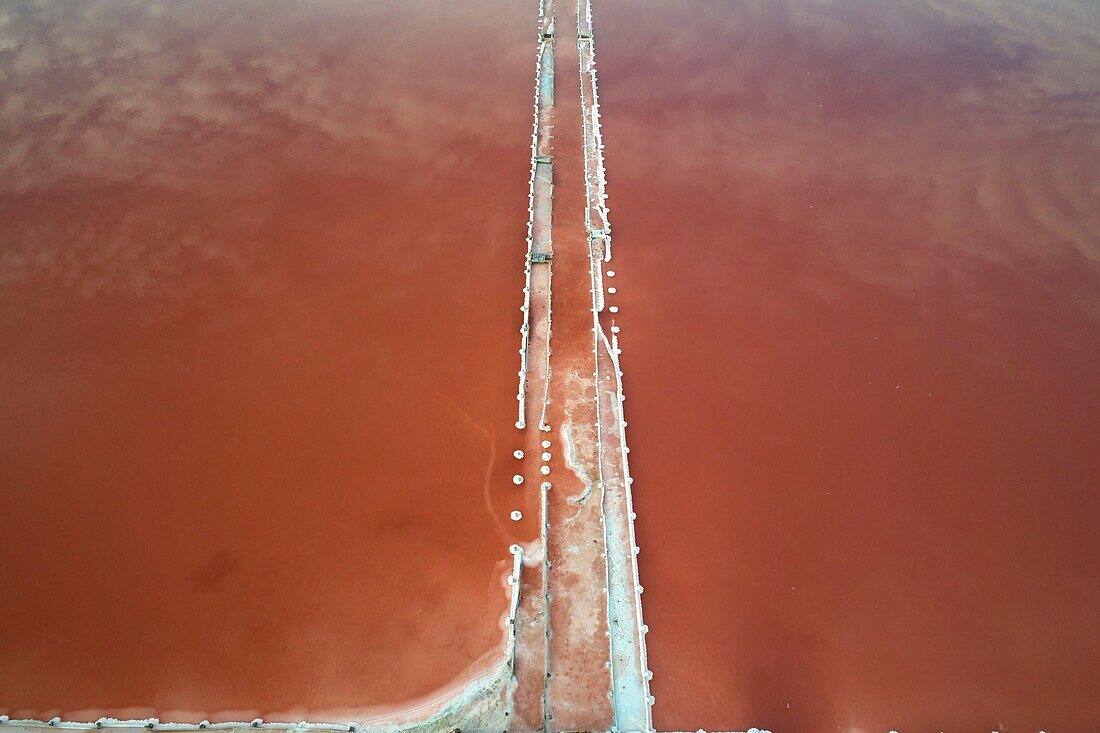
[599,0,1100,730]
[0,0,537,720]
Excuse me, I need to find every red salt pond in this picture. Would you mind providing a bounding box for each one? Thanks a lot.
[0,0,538,720]
[599,0,1100,730]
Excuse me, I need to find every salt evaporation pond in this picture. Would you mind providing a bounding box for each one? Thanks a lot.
[0,0,538,720]
[599,0,1100,730]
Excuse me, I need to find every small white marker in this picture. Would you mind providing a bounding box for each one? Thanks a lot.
[541,452,551,461]
[541,439,551,448]
[607,270,616,277]
[510,510,523,521]
[540,465,551,475]
[512,474,524,485]
[607,287,617,294]
[513,449,525,459]
[609,306,619,313]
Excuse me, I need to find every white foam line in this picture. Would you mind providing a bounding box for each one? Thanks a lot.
[540,477,552,730]
[538,258,554,432]
[506,545,526,671]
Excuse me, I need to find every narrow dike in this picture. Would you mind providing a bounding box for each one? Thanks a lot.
[510,0,654,730]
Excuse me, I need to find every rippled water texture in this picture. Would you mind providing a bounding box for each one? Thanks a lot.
[599,0,1100,730]
[0,0,535,719]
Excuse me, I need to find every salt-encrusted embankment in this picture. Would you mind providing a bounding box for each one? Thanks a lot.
[515,0,558,432]
[578,0,655,729]
[508,0,558,729]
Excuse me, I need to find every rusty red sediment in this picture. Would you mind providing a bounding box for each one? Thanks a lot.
[506,546,527,672]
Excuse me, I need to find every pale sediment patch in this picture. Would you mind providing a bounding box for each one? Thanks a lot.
[560,420,594,506]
